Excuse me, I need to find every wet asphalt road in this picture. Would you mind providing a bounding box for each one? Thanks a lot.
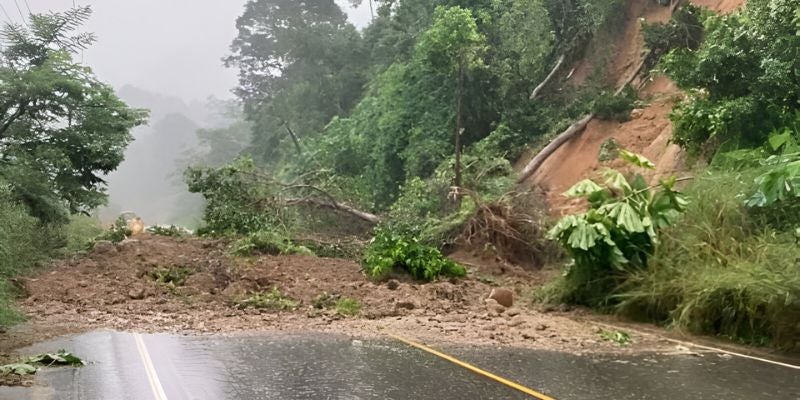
[1,331,798,400]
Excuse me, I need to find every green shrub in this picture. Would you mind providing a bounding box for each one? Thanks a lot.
[545,151,687,307]
[662,0,800,152]
[62,216,103,253]
[97,216,131,244]
[592,87,637,122]
[335,297,362,316]
[598,138,620,162]
[231,230,315,257]
[149,266,192,287]
[234,288,299,310]
[642,4,704,68]
[146,225,189,237]
[615,172,800,347]
[0,280,24,328]
[363,228,466,281]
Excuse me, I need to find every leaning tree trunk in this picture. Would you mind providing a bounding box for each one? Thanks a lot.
[516,113,594,184]
[530,54,566,101]
[284,123,302,155]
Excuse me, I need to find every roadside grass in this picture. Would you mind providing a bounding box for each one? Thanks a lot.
[0,196,104,329]
[334,297,362,316]
[614,172,800,348]
[234,288,299,311]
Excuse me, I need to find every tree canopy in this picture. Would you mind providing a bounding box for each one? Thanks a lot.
[0,7,147,222]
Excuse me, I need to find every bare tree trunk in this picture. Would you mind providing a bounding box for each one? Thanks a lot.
[530,54,566,100]
[516,113,594,184]
[283,122,302,155]
[286,198,381,225]
[454,63,464,196]
[369,0,374,20]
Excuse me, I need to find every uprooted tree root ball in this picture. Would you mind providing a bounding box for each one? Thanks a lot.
[459,192,561,268]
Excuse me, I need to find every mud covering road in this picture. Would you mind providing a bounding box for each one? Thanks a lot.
[1,331,798,400]
[10,234,674,354]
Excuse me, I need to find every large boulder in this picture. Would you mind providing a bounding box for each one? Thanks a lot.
[487,288,514,308]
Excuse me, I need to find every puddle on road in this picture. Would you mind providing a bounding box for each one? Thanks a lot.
[1,331,798,400]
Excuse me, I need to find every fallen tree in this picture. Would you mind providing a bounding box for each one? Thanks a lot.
[530,54,566,101]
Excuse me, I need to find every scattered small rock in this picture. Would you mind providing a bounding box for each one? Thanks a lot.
[522,332,536,340]
[485,298,506,315]
[535,323,549,331]
[127,286,146,300]
[386,279,400,290]
[184,273,218,294]
[630,108,644,119]
[506,308,520,317]
[508,315,526,328]
[221,280,257,299]
[433,282,464,302]
[487,288,514,308]
[395,300,416,310]
[443,314,467,323]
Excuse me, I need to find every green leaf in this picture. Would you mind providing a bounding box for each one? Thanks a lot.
[0,363,38,375]
[619,150,656,170]
[566,219,601,250]
[564,179,604,198]
[26,350,85,366]
[599,202,645,233]
[768,130,793,151]
[603,169,632,192]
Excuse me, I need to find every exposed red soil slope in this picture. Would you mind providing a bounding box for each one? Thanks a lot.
[527,0,745,215]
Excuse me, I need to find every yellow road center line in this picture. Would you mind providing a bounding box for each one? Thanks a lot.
[389,333,557,400]
[134,333,169,400]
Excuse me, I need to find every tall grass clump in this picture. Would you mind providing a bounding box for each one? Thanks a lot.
[615,172,800,348]
[0,193,47,328]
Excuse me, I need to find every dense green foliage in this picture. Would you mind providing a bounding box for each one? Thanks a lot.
[216,0,627,214]
[363,228,467,281]
[0,7,146,223]
[540,0,800,349]
[662,0,800,152]
[546,152,688,307]
[616,168,800,348]
[0,8,143,327]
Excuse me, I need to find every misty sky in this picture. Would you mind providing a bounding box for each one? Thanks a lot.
[6,0,372,101]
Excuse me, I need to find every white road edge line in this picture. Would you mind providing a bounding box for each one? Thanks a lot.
[134,333,170,400]
[593,322,800,370]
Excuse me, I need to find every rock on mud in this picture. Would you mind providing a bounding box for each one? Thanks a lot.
[485,298,506,315]
[487,288,514,308]
[184,272,219,294]
[222,280,257,299]
[386,279,400,290]
[128,285,146,300]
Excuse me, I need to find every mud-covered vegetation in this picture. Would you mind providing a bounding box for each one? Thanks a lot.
[0,8,144,327]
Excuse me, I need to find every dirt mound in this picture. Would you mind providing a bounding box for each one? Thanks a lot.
[6,234,673,355]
